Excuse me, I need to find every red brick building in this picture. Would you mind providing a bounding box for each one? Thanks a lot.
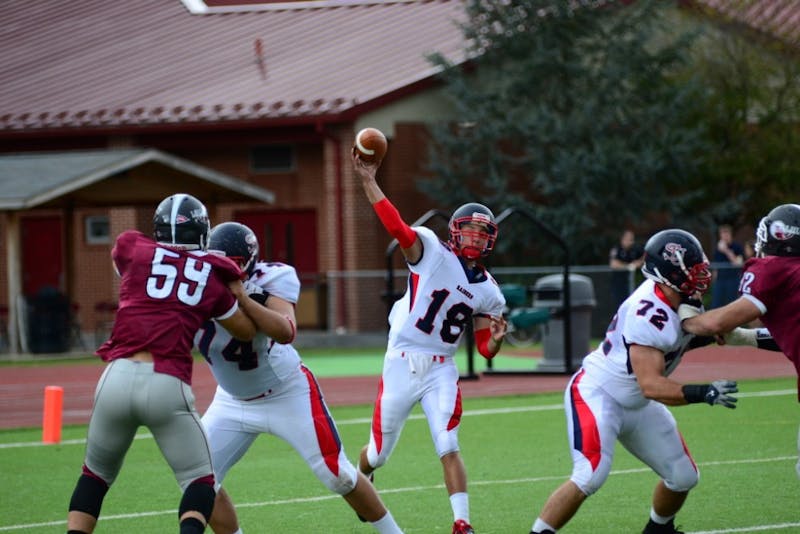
[0,0,472,352]
[1,0,796,353]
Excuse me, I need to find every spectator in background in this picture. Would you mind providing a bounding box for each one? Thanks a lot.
[710,224,744,309]
[744,239,756,261]
[608,229,644,309]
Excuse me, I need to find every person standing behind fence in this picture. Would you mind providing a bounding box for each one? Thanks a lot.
[710,224,744,309]
[351,147,507,534]
[66,193,257,534]
[609,229,644,309]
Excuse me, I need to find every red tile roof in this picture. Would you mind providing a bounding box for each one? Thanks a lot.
[0,0,466,132]
[688,0,800,48]
[4,1,797,134]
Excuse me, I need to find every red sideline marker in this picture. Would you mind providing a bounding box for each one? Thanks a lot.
[42,385,64,444]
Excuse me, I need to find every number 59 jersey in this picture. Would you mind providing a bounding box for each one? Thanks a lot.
[581,279,696,408]
[195,261,303,399]
[386,226,505,356]
[97,230,242,385]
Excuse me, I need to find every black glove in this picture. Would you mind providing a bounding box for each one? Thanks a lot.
[243,280,268,305]
[683,380,738,409]
[705,380,738,409]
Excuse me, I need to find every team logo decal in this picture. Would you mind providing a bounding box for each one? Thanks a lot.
[662,242,685,265]
[769,221,800,241]
[175,215,189,224]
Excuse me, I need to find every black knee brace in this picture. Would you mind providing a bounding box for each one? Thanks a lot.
[178,479,216,522]
[68,473,109,519]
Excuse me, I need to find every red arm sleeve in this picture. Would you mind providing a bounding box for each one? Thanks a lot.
[372,198,417,249]
[475,327,496,359]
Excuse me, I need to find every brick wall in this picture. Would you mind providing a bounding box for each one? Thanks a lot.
[1,121,438,339]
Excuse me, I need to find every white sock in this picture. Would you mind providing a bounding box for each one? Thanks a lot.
[649,508,675,525]
[371,510,403,534]
[532,518,556,533]
[450,492,469,523]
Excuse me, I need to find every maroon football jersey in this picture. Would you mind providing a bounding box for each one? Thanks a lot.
[96,230,244,384]
[741,255,800,398]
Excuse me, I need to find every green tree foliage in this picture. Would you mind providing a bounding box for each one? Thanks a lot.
[689,24,800,229]
[422,0,710,264]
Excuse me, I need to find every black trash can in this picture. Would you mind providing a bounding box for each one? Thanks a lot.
[533,274,596,373]
[27,287,71,353]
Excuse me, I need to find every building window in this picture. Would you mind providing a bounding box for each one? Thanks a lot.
[85,215,110,245]
[250,145,295,173]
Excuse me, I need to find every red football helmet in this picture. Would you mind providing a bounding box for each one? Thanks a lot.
[448,202,498,260]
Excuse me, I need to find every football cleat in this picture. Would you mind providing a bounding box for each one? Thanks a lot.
[642,518,684,534]
[452,519,475,534]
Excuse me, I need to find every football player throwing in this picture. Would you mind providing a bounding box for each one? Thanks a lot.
[352,148,507,534]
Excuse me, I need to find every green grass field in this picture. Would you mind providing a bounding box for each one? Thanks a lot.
[0,376,797,533]
[0,344,550,376]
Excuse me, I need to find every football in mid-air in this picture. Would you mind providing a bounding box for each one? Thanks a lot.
[353,127,387,163]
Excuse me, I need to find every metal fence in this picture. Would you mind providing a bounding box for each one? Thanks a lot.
[321,263,744,339]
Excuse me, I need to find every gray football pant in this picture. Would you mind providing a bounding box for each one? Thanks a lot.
[84,358,213,491]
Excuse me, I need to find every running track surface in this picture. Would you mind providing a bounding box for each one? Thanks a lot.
[0,346,794,430]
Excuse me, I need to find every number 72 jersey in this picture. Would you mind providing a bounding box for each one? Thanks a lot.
[386,227,505,356]
[582,278,696,408]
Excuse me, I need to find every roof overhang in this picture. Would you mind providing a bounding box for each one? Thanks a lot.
[0,148,275,210]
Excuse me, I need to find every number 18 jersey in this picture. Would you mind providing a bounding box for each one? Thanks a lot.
[386,227,505,356]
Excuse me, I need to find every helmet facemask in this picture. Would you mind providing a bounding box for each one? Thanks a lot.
[755,216,768,258]
[680,260,712,295]
[450,218,497,260]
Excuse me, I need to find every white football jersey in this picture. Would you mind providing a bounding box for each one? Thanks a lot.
[195,261,302,399]
[386,226,506,355]
[582,279,697,408]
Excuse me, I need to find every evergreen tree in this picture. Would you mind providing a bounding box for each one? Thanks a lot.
[423,0,709,264]
[689,24,800,230]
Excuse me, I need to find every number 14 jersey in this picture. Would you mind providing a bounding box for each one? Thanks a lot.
[195,261,303,399]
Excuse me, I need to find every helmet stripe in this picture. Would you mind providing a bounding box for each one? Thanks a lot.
[169,193,188,245]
